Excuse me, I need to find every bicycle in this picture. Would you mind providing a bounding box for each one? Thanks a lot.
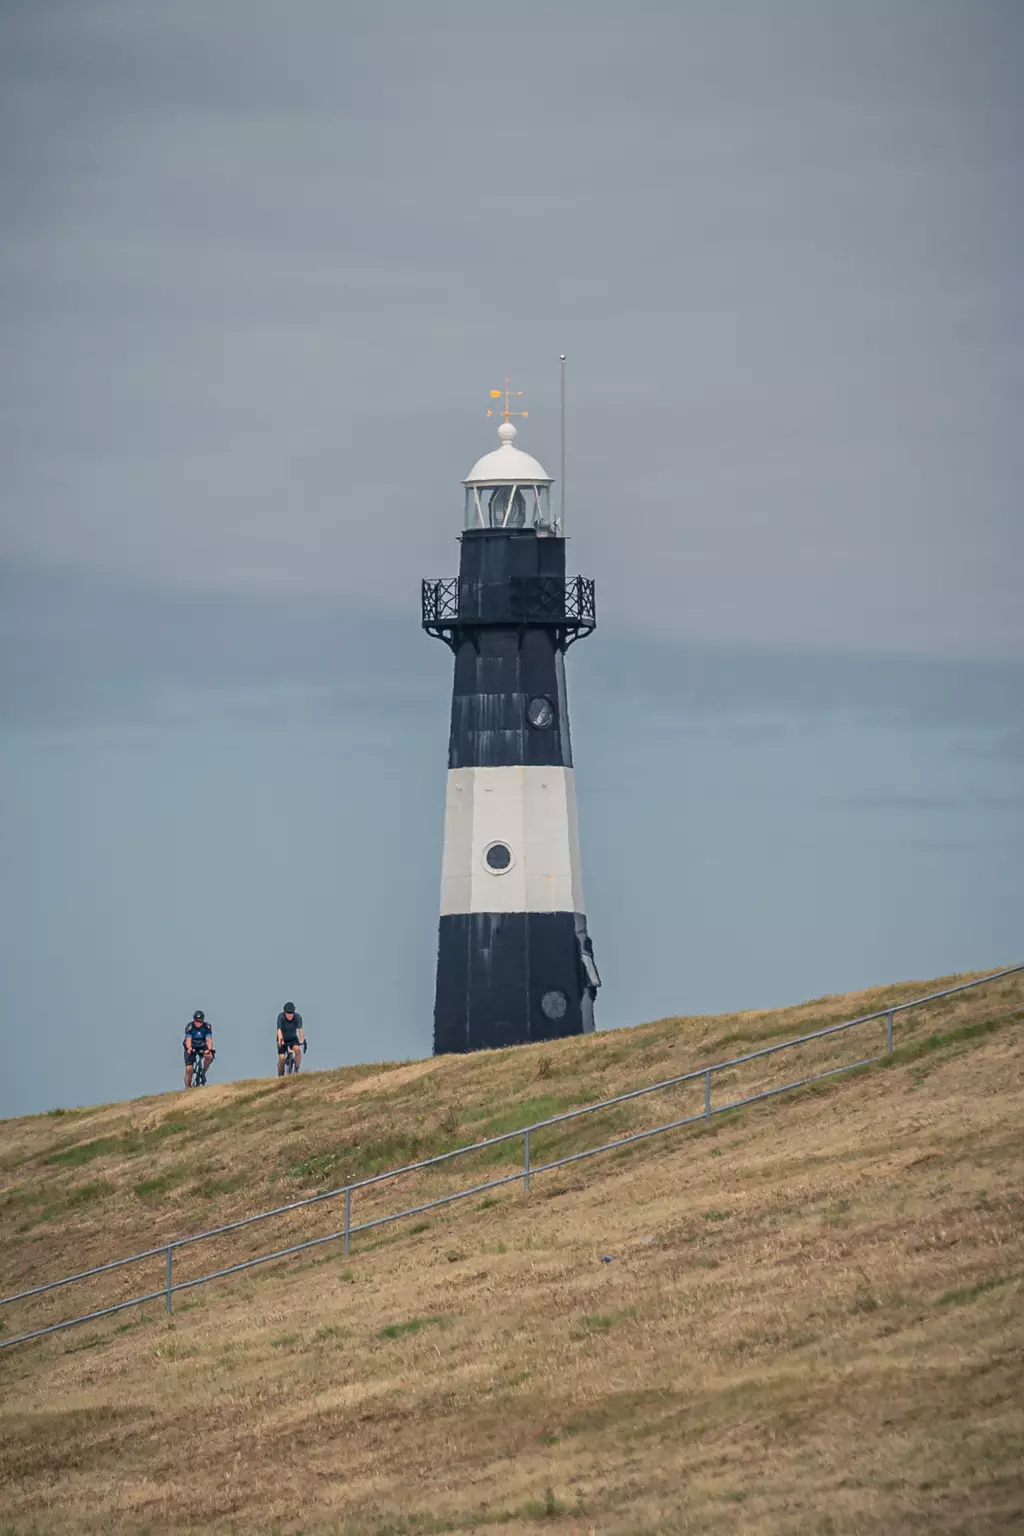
[187,1048,215,1087]
[280,1042,301,1075]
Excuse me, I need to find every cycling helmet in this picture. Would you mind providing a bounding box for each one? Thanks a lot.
[193,1010,205,1021]
[283,1002,295,1013]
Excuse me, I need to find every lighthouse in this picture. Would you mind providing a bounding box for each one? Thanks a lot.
[422,385,601,1054]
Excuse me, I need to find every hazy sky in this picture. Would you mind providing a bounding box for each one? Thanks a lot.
[1,1,1021,1118]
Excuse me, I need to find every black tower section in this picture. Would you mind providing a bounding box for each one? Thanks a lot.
[423,526,599,1055]
[448,529,576,770]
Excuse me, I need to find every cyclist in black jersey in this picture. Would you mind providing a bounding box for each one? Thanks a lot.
[276,1002,306,1075]
[183,1010,214,1087]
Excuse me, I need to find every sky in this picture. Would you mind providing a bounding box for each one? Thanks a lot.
[1,0,1021,1118]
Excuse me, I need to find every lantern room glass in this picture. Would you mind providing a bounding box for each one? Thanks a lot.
[464,482,553,532]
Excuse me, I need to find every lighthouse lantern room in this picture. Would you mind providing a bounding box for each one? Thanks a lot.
[422,388,600,1054]
[463,420,556,532]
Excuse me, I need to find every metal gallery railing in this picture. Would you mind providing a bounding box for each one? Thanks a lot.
[2,964,1021,1352]
[421,575,596,646]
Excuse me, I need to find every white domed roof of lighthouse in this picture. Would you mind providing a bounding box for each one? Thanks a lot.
[464,421,553,486]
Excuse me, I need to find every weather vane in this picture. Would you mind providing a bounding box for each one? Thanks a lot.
[486,378,528,423]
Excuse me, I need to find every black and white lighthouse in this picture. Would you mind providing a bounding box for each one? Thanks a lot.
[422,391,600,1054]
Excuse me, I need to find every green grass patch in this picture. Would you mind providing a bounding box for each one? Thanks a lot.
[936,1272,1017,1308]
[113,1315,154,1337]
[287,1129,435,1185]
[37,1180,115,1220]
[189,1173,249,1199]
[886,1011,1021,1069]
[690,1109,743,1139]
[151,1118,189,1141]
[518,1486,566,1519]
[0,1183,50,1214]
[574,1313,614,1335]
[63,1331,105,1355]
[379,1315,449,1341]
[134,1167,190,1201]
[64,1180,114,1209]
[476,1095,593,1139]
[41,1117,189,1169]
[43,1135,128,1167]
[708,1030,751,1052]
[472,1100,635,1171]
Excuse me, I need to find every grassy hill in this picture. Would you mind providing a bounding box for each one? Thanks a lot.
[1,969,1022,1535]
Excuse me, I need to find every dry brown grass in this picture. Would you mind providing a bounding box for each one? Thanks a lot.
[1,969,1022,1534]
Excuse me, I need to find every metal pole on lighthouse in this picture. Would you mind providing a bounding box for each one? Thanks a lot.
[559,353,566,534]
[421,380,601,1053]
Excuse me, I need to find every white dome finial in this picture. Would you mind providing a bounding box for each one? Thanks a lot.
[467,379,550,485]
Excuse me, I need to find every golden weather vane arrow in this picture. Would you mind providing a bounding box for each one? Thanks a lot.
[486,377,528,422]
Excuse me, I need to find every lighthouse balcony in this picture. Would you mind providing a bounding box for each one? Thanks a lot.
[422,575,596,648]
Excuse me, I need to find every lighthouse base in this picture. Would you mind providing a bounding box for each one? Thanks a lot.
[434,911,597,1055]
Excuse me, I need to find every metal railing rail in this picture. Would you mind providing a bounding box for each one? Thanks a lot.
[2,963,1020,1351]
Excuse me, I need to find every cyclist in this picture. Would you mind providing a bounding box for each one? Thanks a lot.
[184,1010,214,1087]
[276,1002,306,1075]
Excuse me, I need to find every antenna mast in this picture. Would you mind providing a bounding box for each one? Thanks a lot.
[559,354,567,534]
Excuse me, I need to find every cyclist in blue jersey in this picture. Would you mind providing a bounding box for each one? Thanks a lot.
[183,1010,214,1087]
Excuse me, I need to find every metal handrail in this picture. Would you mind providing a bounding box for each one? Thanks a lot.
[2,963,1020,1350]
[421,575,596,629]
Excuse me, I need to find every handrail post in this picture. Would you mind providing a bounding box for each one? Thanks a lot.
[886,1009,894,1054]
[705,1068,712,1122]
[165,1246,173,1314]
[523,1128,531,1192]
[344,1188,351,1256]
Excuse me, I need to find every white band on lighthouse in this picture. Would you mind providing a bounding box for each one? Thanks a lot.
[439,765,585,916]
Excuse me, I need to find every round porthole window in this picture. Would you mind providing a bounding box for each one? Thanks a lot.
[526,695,555,730]
[541,989,568,1021]
[484,841,513,873]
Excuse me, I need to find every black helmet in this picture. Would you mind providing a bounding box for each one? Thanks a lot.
[283,1001,295,1014]
[193,1010,205,1021]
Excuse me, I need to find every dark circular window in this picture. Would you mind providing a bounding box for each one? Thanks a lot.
[541,989,568,1022]
[526,696,555,730]
[484,842,512,872]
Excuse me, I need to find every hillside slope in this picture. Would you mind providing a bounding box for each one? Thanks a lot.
[1,970,1022,1535]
